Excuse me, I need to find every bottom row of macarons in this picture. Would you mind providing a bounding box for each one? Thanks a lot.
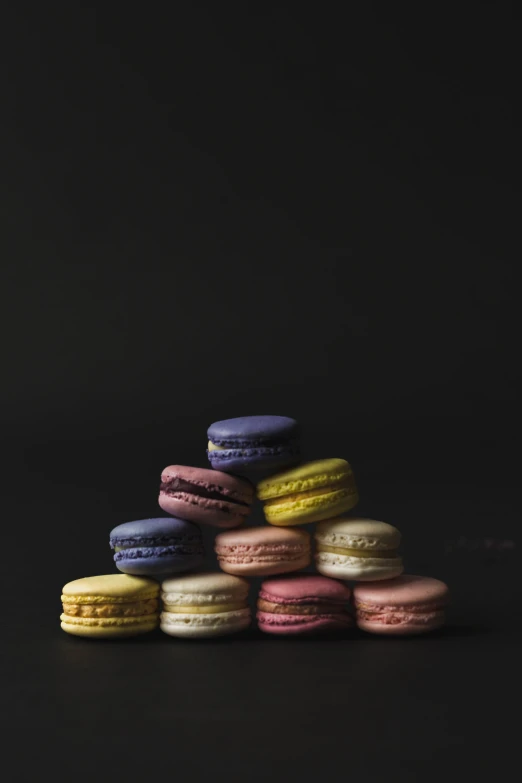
[60,571,450,638]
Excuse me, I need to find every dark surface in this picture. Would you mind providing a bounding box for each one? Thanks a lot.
[3,4,519,782]
[6,457,520,782]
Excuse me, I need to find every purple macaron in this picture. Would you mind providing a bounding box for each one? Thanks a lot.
[110,517,204,576]
[207,415,301,475]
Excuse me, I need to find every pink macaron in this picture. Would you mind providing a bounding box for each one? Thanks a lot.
[159,465,254,529]
[215,526,311,576]
[257,575,353,635]
[353,574,450,635]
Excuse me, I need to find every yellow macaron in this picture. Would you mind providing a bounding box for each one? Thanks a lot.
[257,458,358,526]
[60,574,160,638]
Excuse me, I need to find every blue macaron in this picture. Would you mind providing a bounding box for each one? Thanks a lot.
[109,517,204,576]
[207,415,301,475]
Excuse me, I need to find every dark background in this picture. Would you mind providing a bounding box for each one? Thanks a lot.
[2,4,519,782]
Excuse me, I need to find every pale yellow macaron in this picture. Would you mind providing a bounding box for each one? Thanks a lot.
[160,571,251,638]
[315,517,404,581]
[60,574,160,638]
[257,458,358,526]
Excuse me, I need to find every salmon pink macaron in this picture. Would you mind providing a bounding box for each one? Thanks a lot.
[215,526,311,576]
[257,575,353,635]
[159,465,254,529]
[353,575,450,635]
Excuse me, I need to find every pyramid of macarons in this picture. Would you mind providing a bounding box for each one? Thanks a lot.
[60,415,449,639]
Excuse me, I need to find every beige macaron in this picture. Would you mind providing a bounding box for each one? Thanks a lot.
[314,517,404,581]
[160,572,251,638]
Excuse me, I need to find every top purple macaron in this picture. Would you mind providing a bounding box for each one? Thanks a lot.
[207,415,301,475]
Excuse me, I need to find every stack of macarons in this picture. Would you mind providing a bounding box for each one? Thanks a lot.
[60,414,449,639]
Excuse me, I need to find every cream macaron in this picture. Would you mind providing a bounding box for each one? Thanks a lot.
[315,517,404,581]
[160,572,251,638]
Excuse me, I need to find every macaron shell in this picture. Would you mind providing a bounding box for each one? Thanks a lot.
[161,572,249,606]
[109,516,204,543]
[257,610,354,635]
[208,415,300,443]
[160,608,251,638]
[356,611,446,636]
[60,615,159,638]
[315,517,402,550]
[353,575,449,607]
[315,551,404,581]
[257,458,354,499]
[61,574,160,602]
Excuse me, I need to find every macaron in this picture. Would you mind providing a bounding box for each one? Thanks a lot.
[315,517,404,581]
[158,465,254,528]
[257,575,353,635]
[215,526,311,576]
[257,458,358,526]
[160,572,251,638]
[109,517,204,576]
[206,415,301,474]
[353,575,450,635]
[60,575,160,638]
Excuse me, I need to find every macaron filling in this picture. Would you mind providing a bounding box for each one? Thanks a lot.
[318,545,398,558]
[113,534,203,550]
[258,598,347,615]
[208,439,300,453]
[162,601,246,614]
[356,600,447,613]
[208,441,227,451]
[262,486,357,522]
[62,598,158,617]
[215,542,310,565]
[264,483,351,505]
[113,544,203,560]
[160,476,250,506]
